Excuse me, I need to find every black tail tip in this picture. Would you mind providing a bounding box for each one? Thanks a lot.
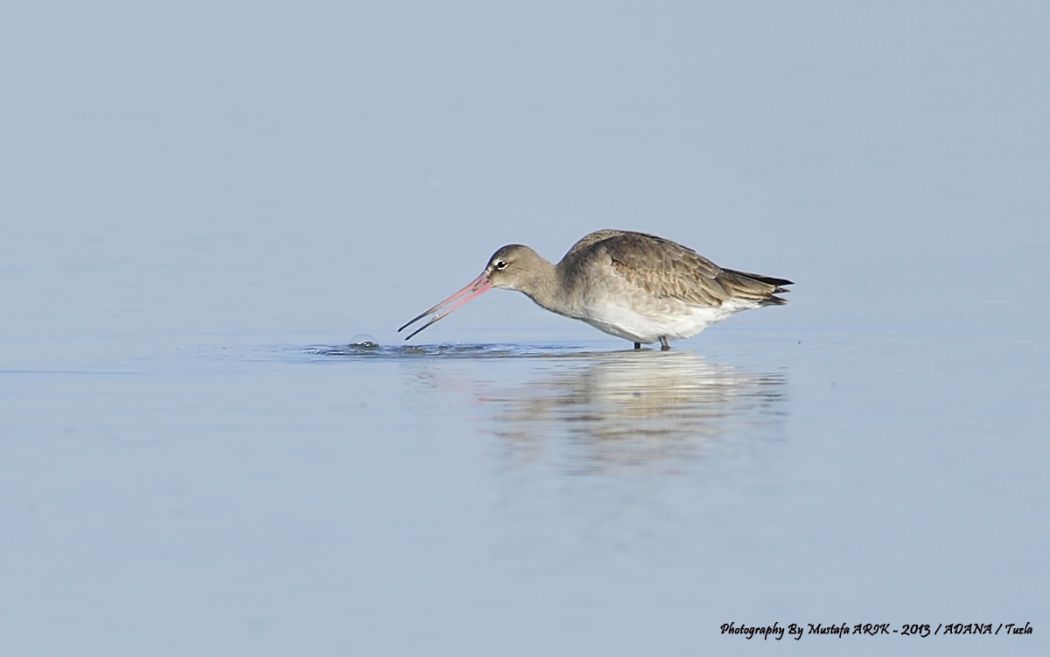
[759,276,794,288]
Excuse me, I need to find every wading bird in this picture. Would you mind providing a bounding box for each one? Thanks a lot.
[398,229,791,350]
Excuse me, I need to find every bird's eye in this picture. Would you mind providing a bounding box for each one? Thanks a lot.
[495,260,507,270]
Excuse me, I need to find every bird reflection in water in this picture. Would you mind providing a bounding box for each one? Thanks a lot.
[477,351,787,473]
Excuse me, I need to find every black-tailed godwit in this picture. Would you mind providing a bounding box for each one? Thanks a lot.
[398,230,792,350]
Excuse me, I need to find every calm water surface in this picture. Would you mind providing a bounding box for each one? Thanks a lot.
[3,319,1046,656]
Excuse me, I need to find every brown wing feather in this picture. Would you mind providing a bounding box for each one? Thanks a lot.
[561,230,790,307]
[562,229,632,257]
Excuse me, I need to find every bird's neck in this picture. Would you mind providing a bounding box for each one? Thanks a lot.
[518,258,569,315]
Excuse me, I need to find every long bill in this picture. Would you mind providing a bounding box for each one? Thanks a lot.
[397,272,493,341]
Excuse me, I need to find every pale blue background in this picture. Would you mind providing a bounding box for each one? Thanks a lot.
[2,2,1047,656]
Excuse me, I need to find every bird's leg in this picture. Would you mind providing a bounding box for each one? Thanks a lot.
[659,336,670,351]
[634,342,641,350]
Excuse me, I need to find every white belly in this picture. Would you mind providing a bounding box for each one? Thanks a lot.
[575,299,758,343]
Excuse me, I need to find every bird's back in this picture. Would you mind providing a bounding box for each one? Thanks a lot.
[558,229,791,308]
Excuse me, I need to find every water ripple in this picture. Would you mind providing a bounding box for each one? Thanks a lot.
[304,342,632,360]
